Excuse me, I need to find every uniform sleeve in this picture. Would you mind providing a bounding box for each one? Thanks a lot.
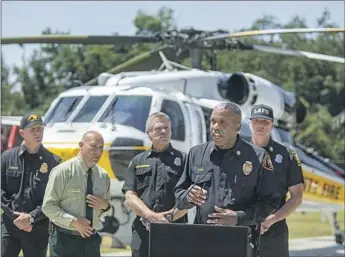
[174,149,195,210]
[287,150,304,187]
[42,165,76,227]
[1,153,14,220]
[29,154,63,223]
[121,158,137,194]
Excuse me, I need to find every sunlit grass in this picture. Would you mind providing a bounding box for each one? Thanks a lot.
[287,210,344,239]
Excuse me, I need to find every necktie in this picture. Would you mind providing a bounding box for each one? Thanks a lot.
[86,168,93,226]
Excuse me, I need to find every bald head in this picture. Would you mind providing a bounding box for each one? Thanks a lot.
[79,131,104,167]
[81,131,104,143]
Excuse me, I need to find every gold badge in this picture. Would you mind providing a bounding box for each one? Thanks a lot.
[242,161,253,175]
[28,114,40,121]
[40,163,48,173]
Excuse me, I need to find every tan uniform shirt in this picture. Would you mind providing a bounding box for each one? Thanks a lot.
[42,155,111,231]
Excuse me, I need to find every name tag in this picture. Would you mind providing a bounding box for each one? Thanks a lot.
[69,188,81,193]
[136,164,150,168]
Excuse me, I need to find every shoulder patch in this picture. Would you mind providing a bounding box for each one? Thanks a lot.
[262,154,274,171]
[290,150,301,167]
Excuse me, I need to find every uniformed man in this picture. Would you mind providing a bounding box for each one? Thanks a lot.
[174,102,278,229]
[249,104,304,257]
[122,112,187,257]
[42,131,111,257]
[1,113,61,257]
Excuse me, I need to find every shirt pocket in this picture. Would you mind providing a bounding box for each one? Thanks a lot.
[5,168,22,193]
[191,168,213,190]
[135,166,152,192]
[165,166,179,182]
[231,172,257,201]
[32,171,50,198]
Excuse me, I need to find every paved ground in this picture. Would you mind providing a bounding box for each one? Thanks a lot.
[289,236,344,257]
[102,235,344,257]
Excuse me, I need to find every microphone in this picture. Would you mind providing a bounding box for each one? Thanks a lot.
[168,170,212,223]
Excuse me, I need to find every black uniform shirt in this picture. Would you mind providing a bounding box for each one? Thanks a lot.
[1,144,61,226]
[261,138,304,235]
[122,144,186,217]
[264,138,304,202]
[174,136,278,226]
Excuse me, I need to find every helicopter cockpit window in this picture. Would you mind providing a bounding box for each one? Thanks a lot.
[73,96,109,122]
[99,95,152,132]
[44,96,83,123]
[161,100,185,141]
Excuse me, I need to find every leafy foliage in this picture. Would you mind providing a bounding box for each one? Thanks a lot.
[1,7,344,162]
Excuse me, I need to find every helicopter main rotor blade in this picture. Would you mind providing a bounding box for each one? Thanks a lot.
[250,44,345,64]
[202,28,345,41]
[1,35,157,45]
[85,45,174,85]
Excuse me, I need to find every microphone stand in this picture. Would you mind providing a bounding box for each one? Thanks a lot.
[168,171,212,222]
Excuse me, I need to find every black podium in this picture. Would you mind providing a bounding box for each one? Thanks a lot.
[149,223,252,257]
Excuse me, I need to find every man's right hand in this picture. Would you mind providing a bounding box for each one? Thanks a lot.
[71,217,94,238]
[23,224,32,232]
[186,185,207,205]
[146,212,170,224]
[143,211,170,231]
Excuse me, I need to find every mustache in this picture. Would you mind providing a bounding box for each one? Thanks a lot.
[212,129,224,136]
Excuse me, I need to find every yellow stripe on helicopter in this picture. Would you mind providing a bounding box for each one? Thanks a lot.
[43,141,149,180]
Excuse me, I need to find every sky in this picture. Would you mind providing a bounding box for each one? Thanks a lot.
[2,1,345,72]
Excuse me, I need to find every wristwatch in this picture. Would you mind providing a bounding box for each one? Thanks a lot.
[100,203,111,213]
[29,215,34,223]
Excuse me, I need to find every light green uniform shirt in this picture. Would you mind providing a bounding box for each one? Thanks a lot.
[42,155,111,231]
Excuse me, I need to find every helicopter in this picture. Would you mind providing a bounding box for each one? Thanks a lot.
[1,27,344,246]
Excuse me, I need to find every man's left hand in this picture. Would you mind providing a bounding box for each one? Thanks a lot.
[260,214,277,235]
[13,212,31,230]
[207,206,238,226]
[86,195,109,211]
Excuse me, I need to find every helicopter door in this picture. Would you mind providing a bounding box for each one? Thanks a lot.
[184,102,207,146]
[159,99,189,154]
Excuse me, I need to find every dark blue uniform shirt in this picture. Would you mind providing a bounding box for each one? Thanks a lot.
[1,144,61,227]
[122,144,187,253]
[174,136,279,226]
[261,138,304,236]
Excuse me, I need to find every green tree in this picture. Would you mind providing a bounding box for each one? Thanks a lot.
[3,7,344,163]
[1,54,28,115]
[134,6,176,35]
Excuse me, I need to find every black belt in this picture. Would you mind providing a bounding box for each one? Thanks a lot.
[52,223,97,238]
[54,226,83,238]
[54,225,82,237]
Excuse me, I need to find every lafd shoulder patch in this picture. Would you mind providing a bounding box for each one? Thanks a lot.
[290,150,301,167]
[262,154,274,171]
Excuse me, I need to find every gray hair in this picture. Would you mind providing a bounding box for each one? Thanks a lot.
[214,101,242,119]
[145,112,171,132]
